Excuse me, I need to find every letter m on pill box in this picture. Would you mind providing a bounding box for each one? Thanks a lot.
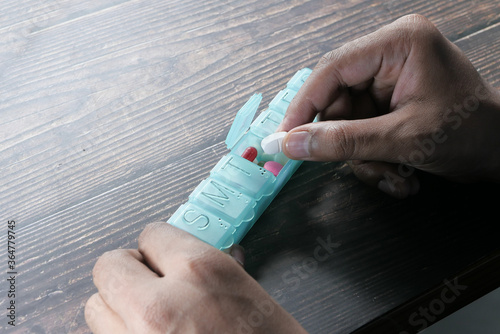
[167,68,312,249]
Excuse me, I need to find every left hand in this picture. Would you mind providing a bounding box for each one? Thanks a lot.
[85,222,307,334]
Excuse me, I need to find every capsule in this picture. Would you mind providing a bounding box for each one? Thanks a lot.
[241,147,258,162]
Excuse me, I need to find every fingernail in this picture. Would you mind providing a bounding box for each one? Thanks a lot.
[377,179,411,199]
[229,245,245,267]
[285,131,311,159]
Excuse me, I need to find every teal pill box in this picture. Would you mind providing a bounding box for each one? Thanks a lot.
[167,68,312,250]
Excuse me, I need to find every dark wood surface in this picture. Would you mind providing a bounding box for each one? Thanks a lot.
[353,250,500,334]
[1,1,499,333]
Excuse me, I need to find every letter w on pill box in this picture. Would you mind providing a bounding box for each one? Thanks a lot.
[167,68,312,250]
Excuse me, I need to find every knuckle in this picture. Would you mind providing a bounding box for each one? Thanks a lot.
[316,51,352,93]
[138,222,169,252]
[95,249,125,267]
[321,123,355,160]
[318,49,348,87]
[318,49,342,73]
[396,14,441,41]
[180,253,215,283]
[125,253,228,332]
[84,294,99,323]
[138,222,163,244]
[92,250,114,276]
[174,249,231,285]
[319,42,351,65]
[319,50,336,65]
[399,14,431,26]
[92,249,132,284]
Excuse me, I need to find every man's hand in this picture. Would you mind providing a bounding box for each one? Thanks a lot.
[280,14,500,198]
[85,222,307,334]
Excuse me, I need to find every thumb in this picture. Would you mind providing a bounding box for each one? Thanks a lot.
[282,115,405,162]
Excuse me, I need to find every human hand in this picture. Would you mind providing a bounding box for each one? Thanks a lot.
[279,14,500,198]
[85,222,307,334]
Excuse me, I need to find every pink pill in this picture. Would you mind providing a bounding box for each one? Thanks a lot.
[263,161,283,176]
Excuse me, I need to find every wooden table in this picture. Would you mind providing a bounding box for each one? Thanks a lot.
[1,1,499,333]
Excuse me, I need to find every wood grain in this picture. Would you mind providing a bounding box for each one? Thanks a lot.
[0,0,499,333]
[353,251,500,334]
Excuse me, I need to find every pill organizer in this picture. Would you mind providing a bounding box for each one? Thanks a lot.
[167,68,312,250]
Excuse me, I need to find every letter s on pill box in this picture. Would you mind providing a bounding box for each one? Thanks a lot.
[167,68,312,250]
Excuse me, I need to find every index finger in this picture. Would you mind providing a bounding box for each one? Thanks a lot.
[279,15,415,131]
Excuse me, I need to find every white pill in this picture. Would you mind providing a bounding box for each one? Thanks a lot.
[261,132,287,154]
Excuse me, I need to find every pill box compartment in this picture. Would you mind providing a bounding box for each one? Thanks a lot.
[167,68,312,250]
[230,131,291,168]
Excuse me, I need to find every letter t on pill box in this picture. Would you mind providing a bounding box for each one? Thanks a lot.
[167,68,312,250]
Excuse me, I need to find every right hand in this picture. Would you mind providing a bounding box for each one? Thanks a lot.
[279,14,500,198]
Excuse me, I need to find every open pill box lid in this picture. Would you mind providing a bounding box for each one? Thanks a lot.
[168,68,312,250]
[225,93,262,150]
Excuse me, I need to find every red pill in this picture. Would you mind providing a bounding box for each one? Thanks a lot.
[241,147,258,162]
